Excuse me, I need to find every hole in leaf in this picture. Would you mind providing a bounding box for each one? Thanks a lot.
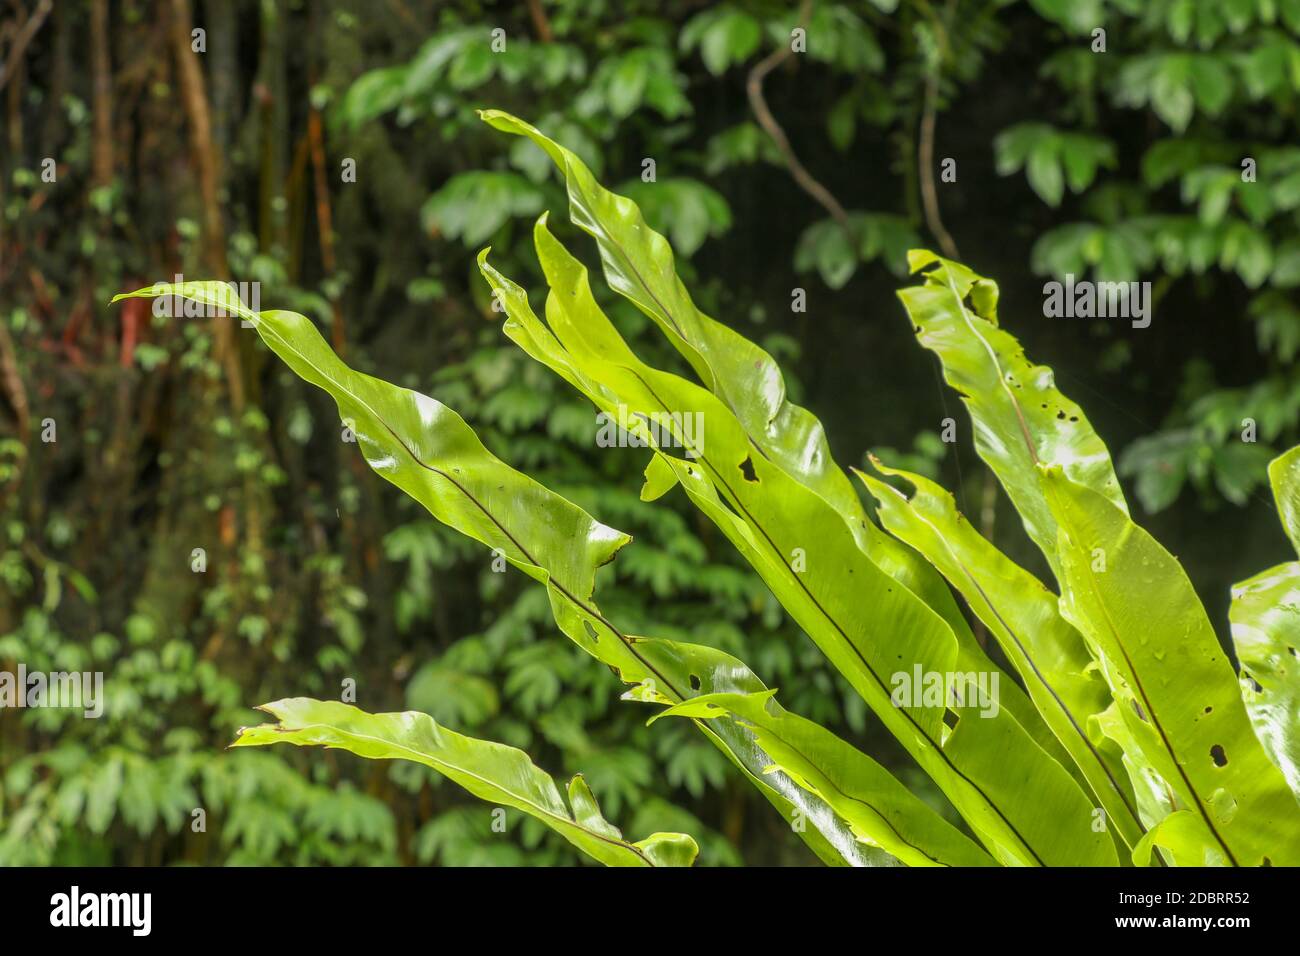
[739,456,758,482]
[1210,744,1228,767]
[688,674,701,692]
[943,709,960,730]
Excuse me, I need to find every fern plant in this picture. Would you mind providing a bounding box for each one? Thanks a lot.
[115,111,1300,867]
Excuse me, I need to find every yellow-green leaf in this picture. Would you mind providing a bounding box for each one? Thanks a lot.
[234,698,696,867]
[1043,466,1300,866]
[652,690,995,867]
[859,459,1146,853]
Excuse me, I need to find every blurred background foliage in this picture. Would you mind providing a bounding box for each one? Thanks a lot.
[1,0,1297,865]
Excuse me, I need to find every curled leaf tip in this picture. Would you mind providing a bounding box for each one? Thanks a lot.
[906,248,942,273]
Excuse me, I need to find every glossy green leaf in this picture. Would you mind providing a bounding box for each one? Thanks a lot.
[1229,446,1300,794]
[1131,810,1228,867]
[896,250,1127,580]
[478,221,1114,867]
[477,114,1049,758]
[480,111,952,606]
[1230,563,1300,796]
[233,698,697,866]
[478,112,1059,711]
[1271,445,1300,553]
[110,280,884,868]
[478,110,868,527]
[895,252,1300,863]
[1042,465,1300,866]
[652,690,994,867]
[859,460,1146,853]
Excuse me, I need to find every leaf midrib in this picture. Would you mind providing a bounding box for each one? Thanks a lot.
[1058,507,1240,866]
[874,479,1145,848]
[628,373,1048,866]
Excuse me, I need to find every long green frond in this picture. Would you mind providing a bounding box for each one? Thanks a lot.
[233,698,697,866]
